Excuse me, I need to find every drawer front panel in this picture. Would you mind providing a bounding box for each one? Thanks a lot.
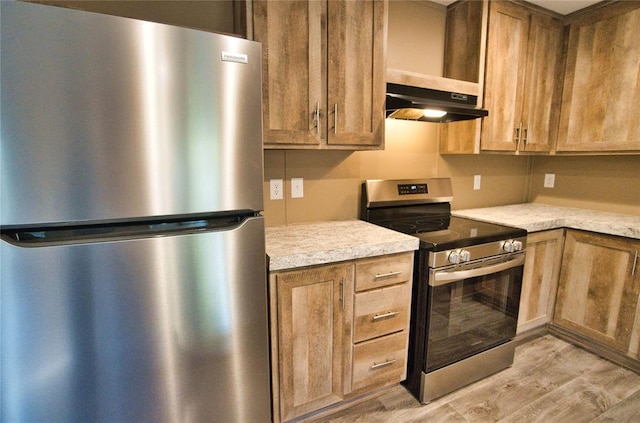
[355,252,413,291]
[354,283,410,342]
[352,332,408,391]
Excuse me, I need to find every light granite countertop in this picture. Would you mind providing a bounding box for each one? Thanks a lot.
[452,203,640,239]
[266,220,419,271]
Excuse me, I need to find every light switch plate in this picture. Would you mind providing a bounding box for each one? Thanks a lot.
[544,173,555,188]
[473,175,481,190]
[291,177,304,198]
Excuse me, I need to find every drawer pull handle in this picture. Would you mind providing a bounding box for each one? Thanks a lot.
[374,271,402,279]
[371,359,397,370]
[372,311,399,321]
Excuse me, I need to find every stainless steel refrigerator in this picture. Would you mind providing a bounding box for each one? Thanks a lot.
[1,2,271,422]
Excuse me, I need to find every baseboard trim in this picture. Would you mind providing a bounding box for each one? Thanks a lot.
[548,323,640,374]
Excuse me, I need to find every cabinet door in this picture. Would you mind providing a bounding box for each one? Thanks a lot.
[521,13,564,152]
[275,263,354,421]
[554,230,640,357]
[327,0,386,147]
[518,229,564,333]
[481,1,529,151]
[557,3,640,152]
[253,0,325,146]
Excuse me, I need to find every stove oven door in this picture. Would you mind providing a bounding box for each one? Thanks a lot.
[424,252,525,373]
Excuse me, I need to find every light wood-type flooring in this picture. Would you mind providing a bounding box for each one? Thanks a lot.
[310,334,640,422]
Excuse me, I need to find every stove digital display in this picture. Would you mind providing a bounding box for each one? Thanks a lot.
[398,183,428,195]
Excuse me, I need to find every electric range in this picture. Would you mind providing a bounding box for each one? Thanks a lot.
[361,178,527,403]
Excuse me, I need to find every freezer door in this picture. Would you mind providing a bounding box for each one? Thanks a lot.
[1,216,270,423]
[1,2,264,226]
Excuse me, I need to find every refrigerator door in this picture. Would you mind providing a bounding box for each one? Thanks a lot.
[1,216,270,423]
[1,2,264,227]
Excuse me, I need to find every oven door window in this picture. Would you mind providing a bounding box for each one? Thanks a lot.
[425,258,523,373]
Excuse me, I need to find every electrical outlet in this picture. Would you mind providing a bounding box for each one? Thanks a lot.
[270,179,283,200]
[544,173,555,188]
[291,177,304,198]
[473,175,481,190]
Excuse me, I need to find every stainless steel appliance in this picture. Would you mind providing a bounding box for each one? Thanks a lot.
[1,2,270,422]
[361,178,526,404]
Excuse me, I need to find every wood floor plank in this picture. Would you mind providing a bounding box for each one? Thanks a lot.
[309,335,640,423]
[577,360,640,400]
[498,377,619,423]
[590,388,640,422]
[443,339,606,421]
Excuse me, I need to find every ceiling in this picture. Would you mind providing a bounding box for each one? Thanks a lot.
[430,0,601,15]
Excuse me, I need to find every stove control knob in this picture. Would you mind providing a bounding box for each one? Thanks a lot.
[460,249,471,262]
[448,250,461,264]
[512,240,524,252]
[503,240,515,253]
[503,240,524,253]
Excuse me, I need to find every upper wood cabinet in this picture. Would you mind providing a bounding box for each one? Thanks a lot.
[253,0,387,150]
[441,0,564,154]
[554,230,640,359]
[478,2,563,152]
[556,2,640,152]
[482,2,564,152]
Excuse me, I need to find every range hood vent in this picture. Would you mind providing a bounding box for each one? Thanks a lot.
[386,69,488,123]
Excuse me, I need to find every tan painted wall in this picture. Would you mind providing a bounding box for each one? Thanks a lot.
[263,119,534,226]
[438,154,531,211]
[528,156,640,216]
[33,1,244,36]
[263,120,440,226]
[387,0,445,75]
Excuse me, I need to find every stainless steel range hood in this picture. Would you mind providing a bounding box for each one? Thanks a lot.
[386,69,488,123]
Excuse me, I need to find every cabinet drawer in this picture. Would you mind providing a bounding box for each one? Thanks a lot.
[352,332,408,392]
[354,283,410,343]
[355,252,413,291]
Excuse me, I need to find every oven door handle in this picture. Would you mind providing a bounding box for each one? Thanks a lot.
[430,253,525,286]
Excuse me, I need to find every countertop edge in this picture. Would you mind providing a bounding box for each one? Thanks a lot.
[452,204,640,240]
[268,239,419,272]
[266,220,420,272]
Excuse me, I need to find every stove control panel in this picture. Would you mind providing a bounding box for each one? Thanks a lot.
[397,183,427,195]
[428,236,527,268]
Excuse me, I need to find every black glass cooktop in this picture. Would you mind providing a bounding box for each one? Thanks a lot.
[376,215,526,251]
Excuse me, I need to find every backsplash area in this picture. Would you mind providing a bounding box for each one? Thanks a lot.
[263,121,640,226]
[263,120,532,226]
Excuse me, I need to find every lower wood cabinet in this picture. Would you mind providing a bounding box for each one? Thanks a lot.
[351,331,408,392]
[517,229,564,333]
[553,230,640,360]
[269,252,413,422]
[270,263,353,422]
